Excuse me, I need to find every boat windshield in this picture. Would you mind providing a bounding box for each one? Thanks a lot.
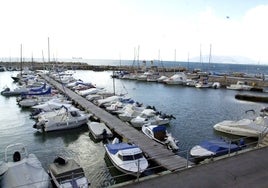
[119,152,143,161]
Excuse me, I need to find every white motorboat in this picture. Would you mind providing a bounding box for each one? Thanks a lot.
[85,90,114,103]
[33,105,80,120]
[163,72,187,85]
[226,81,253,91]
[18,95,56,107]
[157,75,168,83]
[212,82,221,89]
[48,156,90,188]
[97,95,121,107]
[130,109,172,128]
[105,101,125,114]
[213,116,268,137]
[0,143,50,188]
[147,75,160,82]
[136,74,148,81]
[72,83,95,91]
[87,121,113,140]
[130,115,170,128]
[31,98,73,112]
[118,105,143,122]
[1,82,49,97]
[190,138,242,162]
[33,106,91,132]
[185,79,197,87]
[66,80,93,89]
[76,88,101,97]
[104,138,149,176]
[142,124,179,151]
[1,87,29,96]
[86,94,103,102]
[195,80,213,88]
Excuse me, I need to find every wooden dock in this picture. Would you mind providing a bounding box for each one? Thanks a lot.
[41,74,193,171]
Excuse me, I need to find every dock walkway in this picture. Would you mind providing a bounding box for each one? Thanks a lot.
[119,146,268,188]
[41,74,192,171]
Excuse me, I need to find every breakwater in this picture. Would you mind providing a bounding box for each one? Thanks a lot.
[0,61,186,72]
[1,61,268,88]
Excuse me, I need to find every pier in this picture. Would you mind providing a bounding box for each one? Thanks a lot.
[41,74,193,171]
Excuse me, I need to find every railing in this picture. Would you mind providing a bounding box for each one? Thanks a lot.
[0,136,263,187]
[93,136,261,187]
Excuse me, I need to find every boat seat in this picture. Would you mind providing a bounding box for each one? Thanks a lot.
[54,156,67,165]
[13,151,21,162]
[70,111,78,117]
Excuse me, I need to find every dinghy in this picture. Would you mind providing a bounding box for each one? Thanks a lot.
[48,156,90,188]
[87,121,113,140]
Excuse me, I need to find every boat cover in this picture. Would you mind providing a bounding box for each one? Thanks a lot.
[1,154,49,188]
[200,139,239,154]
[49,159,85,182]
[106,143,138,155]
[26,87,51,96]
[152,125,166,132]
[29,83,46,92]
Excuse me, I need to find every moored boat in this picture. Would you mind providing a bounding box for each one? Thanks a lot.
[33,106,91,132]
[48,156,90,188]
[87,121,113,140]
[163,72,187,85]
[142,124,179,151]
[0,143,50,188]
[104,138,149,176]
[190,138,243,162]
[226,81,253,91]
[213,116,268,137]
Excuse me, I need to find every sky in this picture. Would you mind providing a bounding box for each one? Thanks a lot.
[0,0,268,63]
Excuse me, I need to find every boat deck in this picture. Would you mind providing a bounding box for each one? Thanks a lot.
[41,74,193,171]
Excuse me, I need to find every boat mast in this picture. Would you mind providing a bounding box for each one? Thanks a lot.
[187,52,190,71]
[208,44,212,70]
[42,50,45,70]
[20,44,22,77]
[48,37,50,64]
[174,49,176,62]
[131,47,136,71]
[200,44,203,71]
[137,45,140,71]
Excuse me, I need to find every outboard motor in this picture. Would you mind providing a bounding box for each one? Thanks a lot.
[165,134,179,151]
[13,151,21,162]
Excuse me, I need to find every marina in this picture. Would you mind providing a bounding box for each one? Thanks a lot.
[0,66,268,187]
[1,1,268,187]
[40,73,192,171]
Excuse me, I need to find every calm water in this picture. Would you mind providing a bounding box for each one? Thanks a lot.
[0,70,267,186]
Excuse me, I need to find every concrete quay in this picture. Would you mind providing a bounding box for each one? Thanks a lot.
[118,146,268,188]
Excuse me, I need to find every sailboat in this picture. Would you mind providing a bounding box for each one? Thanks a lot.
[11,44,23,82]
